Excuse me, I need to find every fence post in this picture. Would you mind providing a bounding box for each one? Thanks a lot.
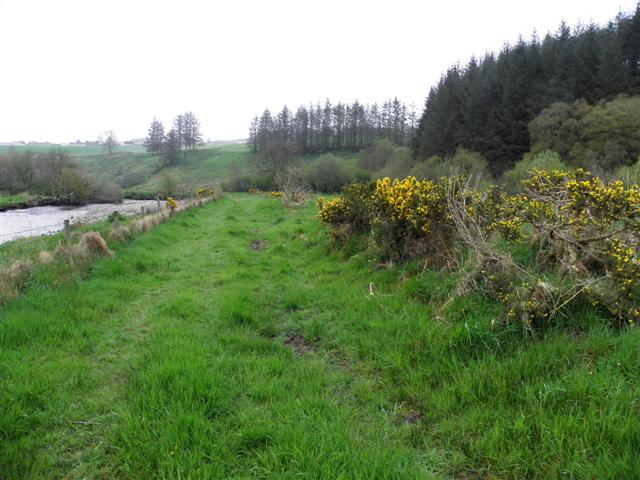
[141,206,146,215]
[156,196,161,212]
[63,219,71,242]
[113,211,120,229]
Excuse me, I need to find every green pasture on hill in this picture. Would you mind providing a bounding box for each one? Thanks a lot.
[1,194,638,479]
[0,144,254,195]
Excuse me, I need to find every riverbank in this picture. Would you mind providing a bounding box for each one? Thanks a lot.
[0,199,161,244]
[0,194,40,211]
[0,195,130,212]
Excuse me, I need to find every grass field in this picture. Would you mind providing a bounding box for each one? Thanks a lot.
[0,144,146,155]
[0,143,253,196]
[0,144,361,202]
[68,144,253,195]
[1,194,638,478]
[0,193,33,210]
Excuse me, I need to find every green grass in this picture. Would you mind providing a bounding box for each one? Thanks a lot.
[2,144,362,197]
[0,144,145,155]
[0,193,33,209]
[1,143,254,195]
[1,194,638,478]
[72,144,254,195]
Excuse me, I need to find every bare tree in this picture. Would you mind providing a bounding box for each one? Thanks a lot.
[251,137,295,187]
[99,131,119,155]
[251,138,308,205]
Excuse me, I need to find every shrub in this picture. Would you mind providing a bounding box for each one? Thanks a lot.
[378,147,414,179]
[320,176,455,263]
[166,197,177,211]
[410,147,490,184]
[118,171,145,189]
[223,174,273,192]
[278,168,310,208]
[306,154,352,193]
[159,172,178,197]
[357,139,394,171]
[318,168,640,330]
[318,182,374,232]
[92,179,123,202]
[501,150,568,193]
[54,167,93,204]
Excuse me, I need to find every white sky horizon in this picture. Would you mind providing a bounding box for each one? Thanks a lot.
[0,0,636,144]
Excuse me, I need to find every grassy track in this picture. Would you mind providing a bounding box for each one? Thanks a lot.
[1,194,638,478]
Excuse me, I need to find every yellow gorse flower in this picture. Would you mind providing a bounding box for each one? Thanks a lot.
[166,197,177,210]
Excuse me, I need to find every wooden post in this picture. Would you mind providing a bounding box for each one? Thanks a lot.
[156,196,161,212]
[141,206,145,215]
[113,211,120,229]
[63,219,71,242]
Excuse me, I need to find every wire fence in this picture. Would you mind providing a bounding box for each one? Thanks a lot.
[0,222,65,238]
[1,201,163,242]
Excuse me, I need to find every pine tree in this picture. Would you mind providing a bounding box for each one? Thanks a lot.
[182,112,203,151]
[144,118,164,154]
[172,114,184,151]
[162,129,181,166]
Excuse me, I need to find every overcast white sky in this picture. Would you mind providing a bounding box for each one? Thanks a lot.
[0,0,636,143]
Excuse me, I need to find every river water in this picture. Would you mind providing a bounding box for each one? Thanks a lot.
[0,199,160,245]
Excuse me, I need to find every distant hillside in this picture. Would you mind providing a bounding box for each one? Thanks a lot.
[70,144,253,195]
[0,143,255,198]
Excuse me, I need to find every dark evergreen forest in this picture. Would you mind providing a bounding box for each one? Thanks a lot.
[413,5,640,174]
[247,99,418,154]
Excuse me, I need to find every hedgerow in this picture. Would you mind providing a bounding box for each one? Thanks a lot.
[318,170,640,331]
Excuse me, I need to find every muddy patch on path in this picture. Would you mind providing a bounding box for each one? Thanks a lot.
[284,332,317,355]
[250,239,266,250]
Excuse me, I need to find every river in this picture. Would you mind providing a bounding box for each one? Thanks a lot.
[0,199,161,245]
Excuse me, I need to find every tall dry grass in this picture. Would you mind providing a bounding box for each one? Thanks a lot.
[0,196,216,306]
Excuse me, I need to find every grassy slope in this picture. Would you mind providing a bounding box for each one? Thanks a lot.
[1,144,361,204]
[1,195,638,479]
[0,144,253,196]
[0,144,146,155]
[73,145,361,195]
[73,144,254,195]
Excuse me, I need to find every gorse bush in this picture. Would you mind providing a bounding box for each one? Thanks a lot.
[319,169,640,330]
[369,177,453,262]
[166,197,177,211]
[501,150,568,193]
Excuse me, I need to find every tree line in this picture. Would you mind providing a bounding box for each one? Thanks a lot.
[247,99,418,155]
[413,5,640,175]
[145,112,203,165]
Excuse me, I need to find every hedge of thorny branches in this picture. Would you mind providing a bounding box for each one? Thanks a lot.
[317,169,640,331]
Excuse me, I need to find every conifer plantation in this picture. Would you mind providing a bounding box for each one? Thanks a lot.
[413,6,640,174]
